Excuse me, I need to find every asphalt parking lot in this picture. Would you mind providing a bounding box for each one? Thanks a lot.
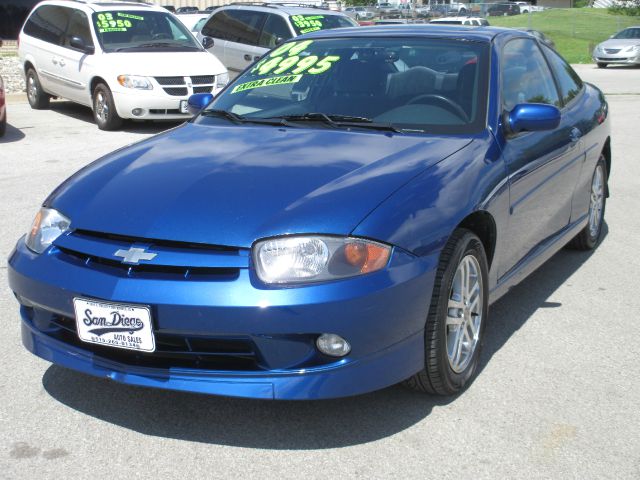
[1,66,639,479]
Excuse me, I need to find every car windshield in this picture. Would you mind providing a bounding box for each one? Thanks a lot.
[92,10,201,52]
[202,37,489,134]
[289,14,356,35]
[613,27,640,39]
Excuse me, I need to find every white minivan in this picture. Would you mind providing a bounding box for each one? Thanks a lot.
[19,0,229,130]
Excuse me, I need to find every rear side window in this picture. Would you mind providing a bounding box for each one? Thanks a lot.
[541,44,583,107]
[23,5,70,45]
[202,9,266,45]
[501,38,560,111]
[259,14,292,48]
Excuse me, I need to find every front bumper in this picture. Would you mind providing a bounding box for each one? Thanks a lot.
[9,238,437,400]
[593,52,640,65]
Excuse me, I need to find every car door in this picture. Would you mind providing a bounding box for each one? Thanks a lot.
[56,8,94,105]
[199,10,229,67]
[22,5,70,96]
[258,13,294,51]
[222,9,267,75]
[498,38,584,278]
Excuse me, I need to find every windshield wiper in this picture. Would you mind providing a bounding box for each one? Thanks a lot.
[275,113,402,133]
[200,109,290,126]
[116,43,199,51]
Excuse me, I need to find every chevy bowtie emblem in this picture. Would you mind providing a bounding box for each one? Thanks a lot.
[114,247,157,265]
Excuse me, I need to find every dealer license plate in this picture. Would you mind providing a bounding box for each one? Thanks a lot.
[73,298,155,352]
[179,100,189,113]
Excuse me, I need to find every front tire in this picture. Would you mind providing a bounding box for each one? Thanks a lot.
[404,229,489,395]
[26,68,50,110]
[92,83,123,131]
[568,156,607,250]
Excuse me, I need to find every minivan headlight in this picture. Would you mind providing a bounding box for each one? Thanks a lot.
[117,75,153,90]
[253,236,391,284]
[26,208,71,254]
[216,72,229,89]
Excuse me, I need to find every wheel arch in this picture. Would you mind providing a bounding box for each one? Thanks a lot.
[456,210,497,269]
[90,76,109,95]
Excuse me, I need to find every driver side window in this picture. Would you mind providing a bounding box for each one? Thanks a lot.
[501,38,560,112]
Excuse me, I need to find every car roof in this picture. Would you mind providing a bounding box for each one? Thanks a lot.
[303,24,514,42]
[37,0,164,13]
[218,4,346,16]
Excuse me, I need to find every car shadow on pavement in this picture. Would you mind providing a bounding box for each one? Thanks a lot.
[49,100,182,134]
[41,224,608,449]
[0,123,26,144]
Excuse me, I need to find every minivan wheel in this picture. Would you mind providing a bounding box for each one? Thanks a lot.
[568,156,607,250]
[26,69,50,110]
[92,83,123,131]
[404,229,489,395]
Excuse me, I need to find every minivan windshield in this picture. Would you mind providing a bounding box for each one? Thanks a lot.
[203,37,489,135]
[92,10,201,52]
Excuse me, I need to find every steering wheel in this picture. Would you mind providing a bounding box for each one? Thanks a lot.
[407,94,469,122]
[152,33,171,40]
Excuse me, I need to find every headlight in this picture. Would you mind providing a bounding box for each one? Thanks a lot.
[117,75,153,90]
[216,71,229,89]
[253,236,391,284]
[624,45,640,52]
[26,208,71,254]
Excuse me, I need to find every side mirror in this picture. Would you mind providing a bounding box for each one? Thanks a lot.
[201,36,214,49]
[506,103,560,135]
[69,36,94,54]
[275,37,285,46]
[187,93,214,115]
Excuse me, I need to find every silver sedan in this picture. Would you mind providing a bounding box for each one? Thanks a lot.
[593,26,640,68]
[343,6,375,21]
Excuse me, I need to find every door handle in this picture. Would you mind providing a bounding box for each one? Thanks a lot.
[570,127,582,143]
[52,57,58,65]
[244,54,252,61]
[58,59,66,67]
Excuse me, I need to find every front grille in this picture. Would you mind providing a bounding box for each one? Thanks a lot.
[193,86,212,94]
[155,76,185,85]
[597,57,629,61]
[47,315,261,371]
[191,75,215,85]
[163,87,188,96]
[149,109,183,115]
[604,48,621,54]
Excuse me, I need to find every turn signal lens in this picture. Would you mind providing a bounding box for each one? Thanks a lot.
[344,242,391,273]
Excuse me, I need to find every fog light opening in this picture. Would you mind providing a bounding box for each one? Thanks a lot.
[316,333,351,357]
[132,108,144,117]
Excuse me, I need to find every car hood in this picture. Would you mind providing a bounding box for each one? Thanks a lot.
[48,123,472,248]
[103,51,226,76]
[598,38,640,49]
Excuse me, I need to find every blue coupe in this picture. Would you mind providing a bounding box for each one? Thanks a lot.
[8,26,610,400]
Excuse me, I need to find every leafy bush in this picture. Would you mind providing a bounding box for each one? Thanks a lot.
[608,0,640,16]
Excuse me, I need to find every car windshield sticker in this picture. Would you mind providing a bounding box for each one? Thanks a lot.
[290,15,324,34]
[232,40,340,93]
[95,12,143,32]
[231,74,303,94]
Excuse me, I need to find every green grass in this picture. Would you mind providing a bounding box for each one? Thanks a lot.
[489,8,640,63]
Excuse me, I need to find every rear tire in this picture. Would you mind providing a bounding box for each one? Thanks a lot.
[404,229,489,395]
[597,62,607,69]
[26,68,50,110]
[92,83,122,131]
[568,156,607,250]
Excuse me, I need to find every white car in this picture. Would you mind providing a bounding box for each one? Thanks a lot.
[430,16,489,26]
[197,4,357,76]
[176,13,209,35]
[19,0,228,130]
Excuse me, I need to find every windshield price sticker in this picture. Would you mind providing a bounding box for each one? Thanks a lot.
[96,12,143,32]
[236,40,339,93]
[232,74,303,94]
[291,15,324,34]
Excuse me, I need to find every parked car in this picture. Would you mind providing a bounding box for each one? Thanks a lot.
[9,26,611,400]
[519,28,555,49]
[197,4,356,75]
[487,3,520,16]
[0,75,6,137]
[161,5,176,13]
[430,16,489,26]
[18,0,228,130]
[176,13,209,35]
[343,6,375,21]
[377,3,401,19]
[176,6,199,14]
[513,2,544,14]
[593,26,640,68]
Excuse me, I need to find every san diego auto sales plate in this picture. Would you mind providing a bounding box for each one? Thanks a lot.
[73,298,155,352]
